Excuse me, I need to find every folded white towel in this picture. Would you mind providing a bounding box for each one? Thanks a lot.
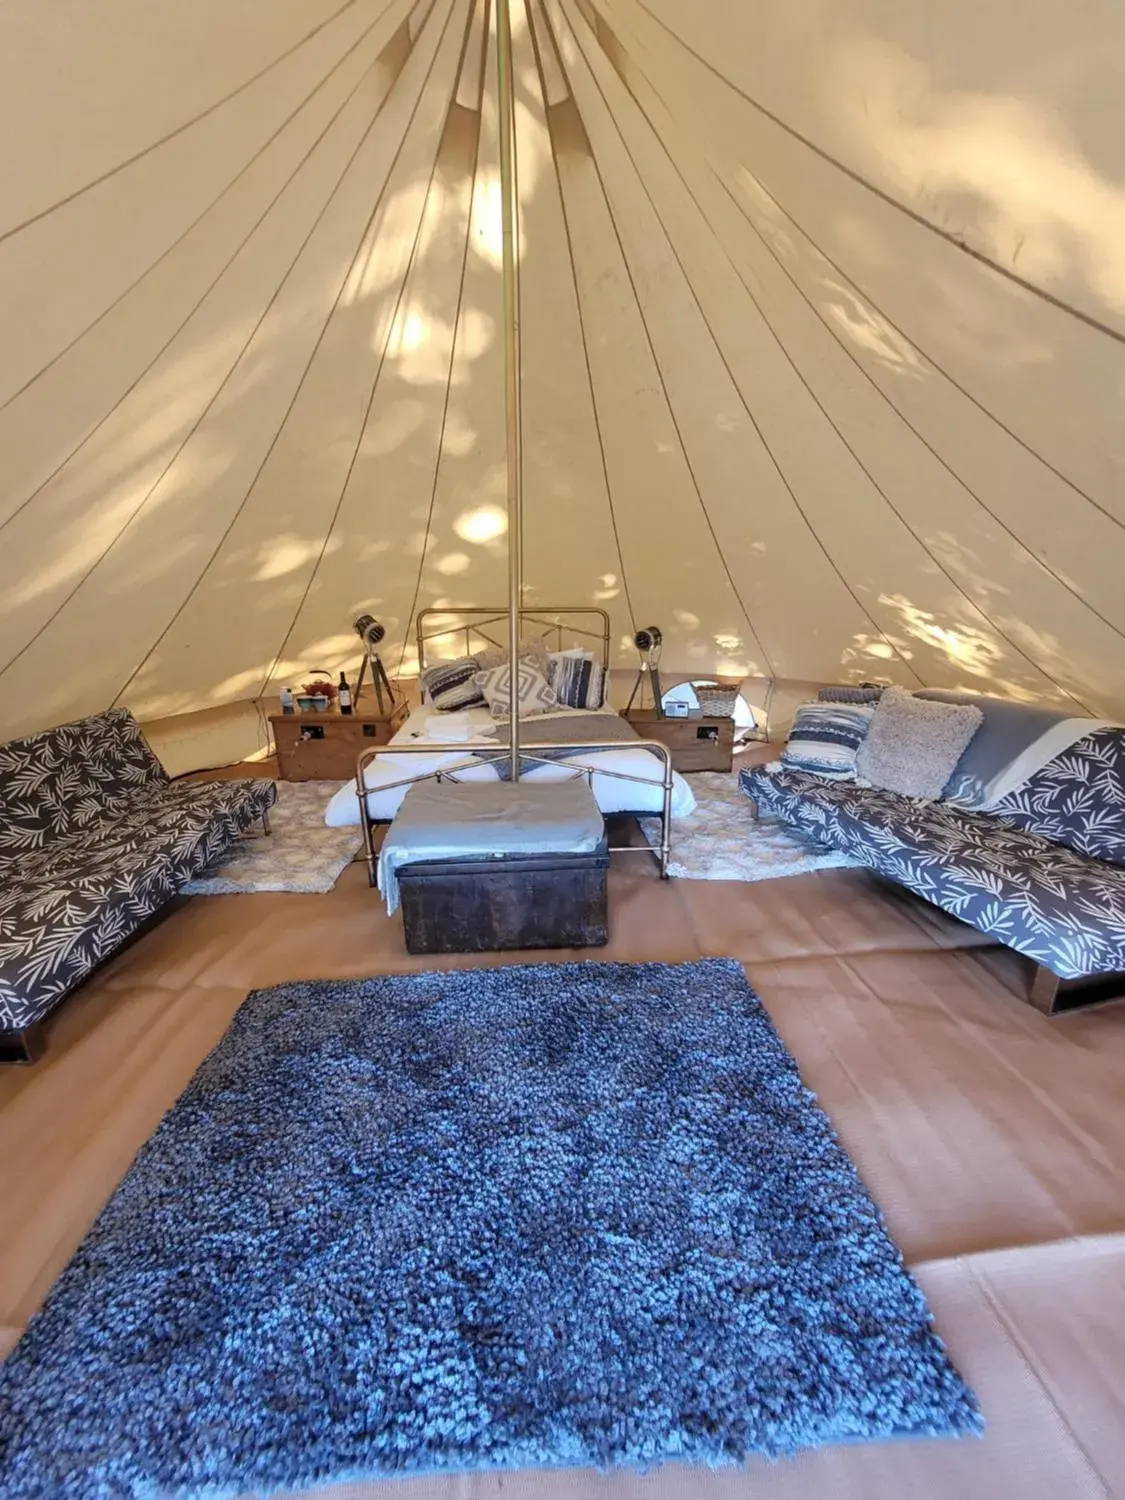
[424,714,495,742]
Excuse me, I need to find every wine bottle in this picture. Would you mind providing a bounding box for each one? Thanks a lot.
[338,671,353,715]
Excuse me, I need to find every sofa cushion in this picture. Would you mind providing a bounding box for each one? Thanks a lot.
[856,687,983,800]
[991,728,1125,868]
[0,777,276,1033]
[0,709,167,867]
[0,857,182,1033]
[739,764,1125,980]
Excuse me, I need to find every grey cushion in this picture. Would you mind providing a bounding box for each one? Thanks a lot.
[855,687,983,800]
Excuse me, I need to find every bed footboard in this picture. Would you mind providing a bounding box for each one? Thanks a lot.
[354,741,675,888]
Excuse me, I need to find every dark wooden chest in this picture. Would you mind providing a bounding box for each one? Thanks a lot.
[398,844,609,954]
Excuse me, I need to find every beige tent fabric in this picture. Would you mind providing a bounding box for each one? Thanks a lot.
[1,0,1123,765]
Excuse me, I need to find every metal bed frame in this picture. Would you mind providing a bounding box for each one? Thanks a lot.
[415,605,613,675]
[355,607,674,886]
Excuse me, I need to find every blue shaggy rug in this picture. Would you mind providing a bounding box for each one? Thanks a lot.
[0,959,980,1495]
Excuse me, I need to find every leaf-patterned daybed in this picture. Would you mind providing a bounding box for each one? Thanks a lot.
[740,740,1125,1014]
[0,709,276,1060]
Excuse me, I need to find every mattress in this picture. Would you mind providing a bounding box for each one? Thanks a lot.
[323,704,697,826]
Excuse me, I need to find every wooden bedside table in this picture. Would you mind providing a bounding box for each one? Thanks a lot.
[622,708,734,773]
[270,702,408,781]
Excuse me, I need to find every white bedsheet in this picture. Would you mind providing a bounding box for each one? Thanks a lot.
[323,704,696,826]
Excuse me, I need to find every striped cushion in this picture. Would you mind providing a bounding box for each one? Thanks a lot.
[419,656,486,712]
[817,684,886,704]
[781,702,875,779]
[550,654,606,711]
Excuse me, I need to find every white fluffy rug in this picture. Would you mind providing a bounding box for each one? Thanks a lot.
[182,781,361,895]
[184,772,856,894]
[640,772,861,882]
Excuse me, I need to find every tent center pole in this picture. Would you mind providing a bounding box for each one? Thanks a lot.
[496,0,522,779]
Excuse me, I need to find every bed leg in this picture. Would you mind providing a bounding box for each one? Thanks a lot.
[0,1023,45,1065]
[358,784,378,887]
[660,750,673,878]
[261,808,271,836]
[746,797,760,822]
[1028,964,1125,1015]
[1028,965,1059,1015]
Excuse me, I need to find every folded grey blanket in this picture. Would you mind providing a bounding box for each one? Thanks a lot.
[481,712,641,779]
[916,690,1109,809]
[378,779,605,913]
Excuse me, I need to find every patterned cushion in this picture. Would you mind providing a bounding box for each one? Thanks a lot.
[739,765,1125,980]
[550,654,606,711]
[475,659,557,719]
[0,713,277,1033]
[817,684,886,704]
[781,702,874,779]
[992,728,1125,867]
[856,687,983,800]
[418,656,487,712]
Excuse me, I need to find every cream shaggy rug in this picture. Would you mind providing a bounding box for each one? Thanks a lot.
[182,781,361,895]
[641,772,861,882]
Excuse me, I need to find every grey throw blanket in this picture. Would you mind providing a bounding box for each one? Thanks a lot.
[479,712,640,780]
[916,690,1107,808]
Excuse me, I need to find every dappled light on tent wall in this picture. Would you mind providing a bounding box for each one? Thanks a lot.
[1,0,1124,769]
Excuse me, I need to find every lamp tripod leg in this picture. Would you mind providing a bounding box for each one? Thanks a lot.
[372,656,395,715]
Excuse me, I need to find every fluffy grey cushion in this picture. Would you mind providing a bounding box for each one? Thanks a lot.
[855,687,983,800]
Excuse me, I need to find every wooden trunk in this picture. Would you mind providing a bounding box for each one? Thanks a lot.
[398,846,609,954]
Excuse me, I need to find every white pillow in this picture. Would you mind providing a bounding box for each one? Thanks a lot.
[475,659,557,719]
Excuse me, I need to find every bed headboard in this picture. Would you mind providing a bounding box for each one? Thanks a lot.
[415,607,611,673]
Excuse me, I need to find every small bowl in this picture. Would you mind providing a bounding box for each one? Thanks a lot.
[296,694,320,711]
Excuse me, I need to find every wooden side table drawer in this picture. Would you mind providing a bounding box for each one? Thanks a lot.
[622,710,734,773]
[270,709,403,781]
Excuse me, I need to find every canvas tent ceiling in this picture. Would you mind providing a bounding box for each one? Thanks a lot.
[1,0,1123,763]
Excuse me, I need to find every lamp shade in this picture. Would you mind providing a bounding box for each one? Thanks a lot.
[354,614,386,648]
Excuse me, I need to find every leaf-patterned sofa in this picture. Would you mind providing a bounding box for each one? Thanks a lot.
[0,709,277,1060]
[740,728,1125,1014]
